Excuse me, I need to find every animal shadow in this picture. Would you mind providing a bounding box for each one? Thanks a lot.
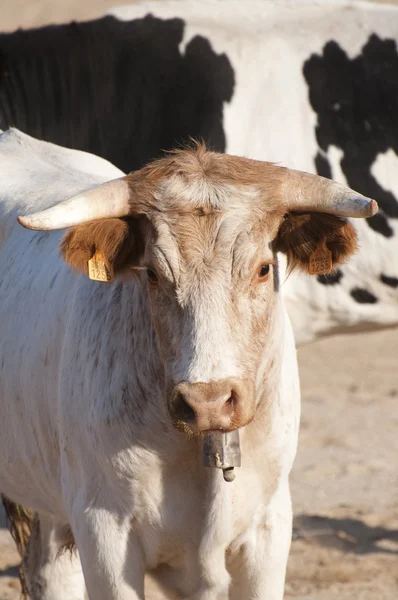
[293,514,398,555]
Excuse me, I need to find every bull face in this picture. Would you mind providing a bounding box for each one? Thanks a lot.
[18,144,377,435]
[140,209,277,435]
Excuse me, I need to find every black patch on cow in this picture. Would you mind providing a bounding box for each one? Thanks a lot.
[362,211,393,238]
[380,273,398,288]
[314,152,332,179]
[317,269,343,285]
[304,35,398,238]
[0,15,235,172]
[350,287,378,304]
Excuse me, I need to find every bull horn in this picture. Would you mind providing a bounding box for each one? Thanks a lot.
[17,177,131,230]
[285,169,378,218]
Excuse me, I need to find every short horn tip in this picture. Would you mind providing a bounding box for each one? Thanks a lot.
[17,214,52,230]
[17,215,33,229]
[368,199,378,217]
[350,196,379,218]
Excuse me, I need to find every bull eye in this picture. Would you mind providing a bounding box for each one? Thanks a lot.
[146,268,158,283]
[257,264,270,280]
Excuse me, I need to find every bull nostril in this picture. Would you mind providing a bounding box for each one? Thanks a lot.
[179,400,196,423]
[225,390,237,407]
[172,392,196,423]
[222,390,238,419]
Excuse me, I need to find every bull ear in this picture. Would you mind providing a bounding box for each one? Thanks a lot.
[273,212,358,274]
[60,217,146,277]
[276,168,378,274]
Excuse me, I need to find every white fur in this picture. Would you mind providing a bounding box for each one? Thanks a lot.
[0,129,300,599]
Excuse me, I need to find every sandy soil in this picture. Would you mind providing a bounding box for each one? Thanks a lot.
[0,1,398,599]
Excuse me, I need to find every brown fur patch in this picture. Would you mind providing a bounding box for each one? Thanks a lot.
[125,140,284,215]
[1,495,33,597]
[60,217,144,275]
[56,524,77,557]
[1,495,33,557]
[274,212,358,274]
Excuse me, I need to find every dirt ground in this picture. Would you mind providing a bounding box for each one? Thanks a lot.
[1,1,398,599]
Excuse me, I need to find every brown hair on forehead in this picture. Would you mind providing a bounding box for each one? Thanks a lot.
[167,213,223,265]
[151,198,275,280]
[125,141,286,216]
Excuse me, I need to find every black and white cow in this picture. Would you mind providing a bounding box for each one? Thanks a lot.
[1,0,398,343]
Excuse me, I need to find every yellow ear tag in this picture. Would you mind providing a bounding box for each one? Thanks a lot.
[88,250,114,283]
[308,242,333,276]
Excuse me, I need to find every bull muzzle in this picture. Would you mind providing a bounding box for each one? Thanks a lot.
[168,378,254,482]
[168,378,254,435]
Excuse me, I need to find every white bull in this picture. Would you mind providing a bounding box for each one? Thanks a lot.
[0,129,376,599]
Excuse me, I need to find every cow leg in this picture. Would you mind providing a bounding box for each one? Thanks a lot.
[71,506,145,600]
[228,481,292,600]
[23,513,85,600]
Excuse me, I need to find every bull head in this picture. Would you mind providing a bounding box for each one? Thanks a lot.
[18,146,377,481]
